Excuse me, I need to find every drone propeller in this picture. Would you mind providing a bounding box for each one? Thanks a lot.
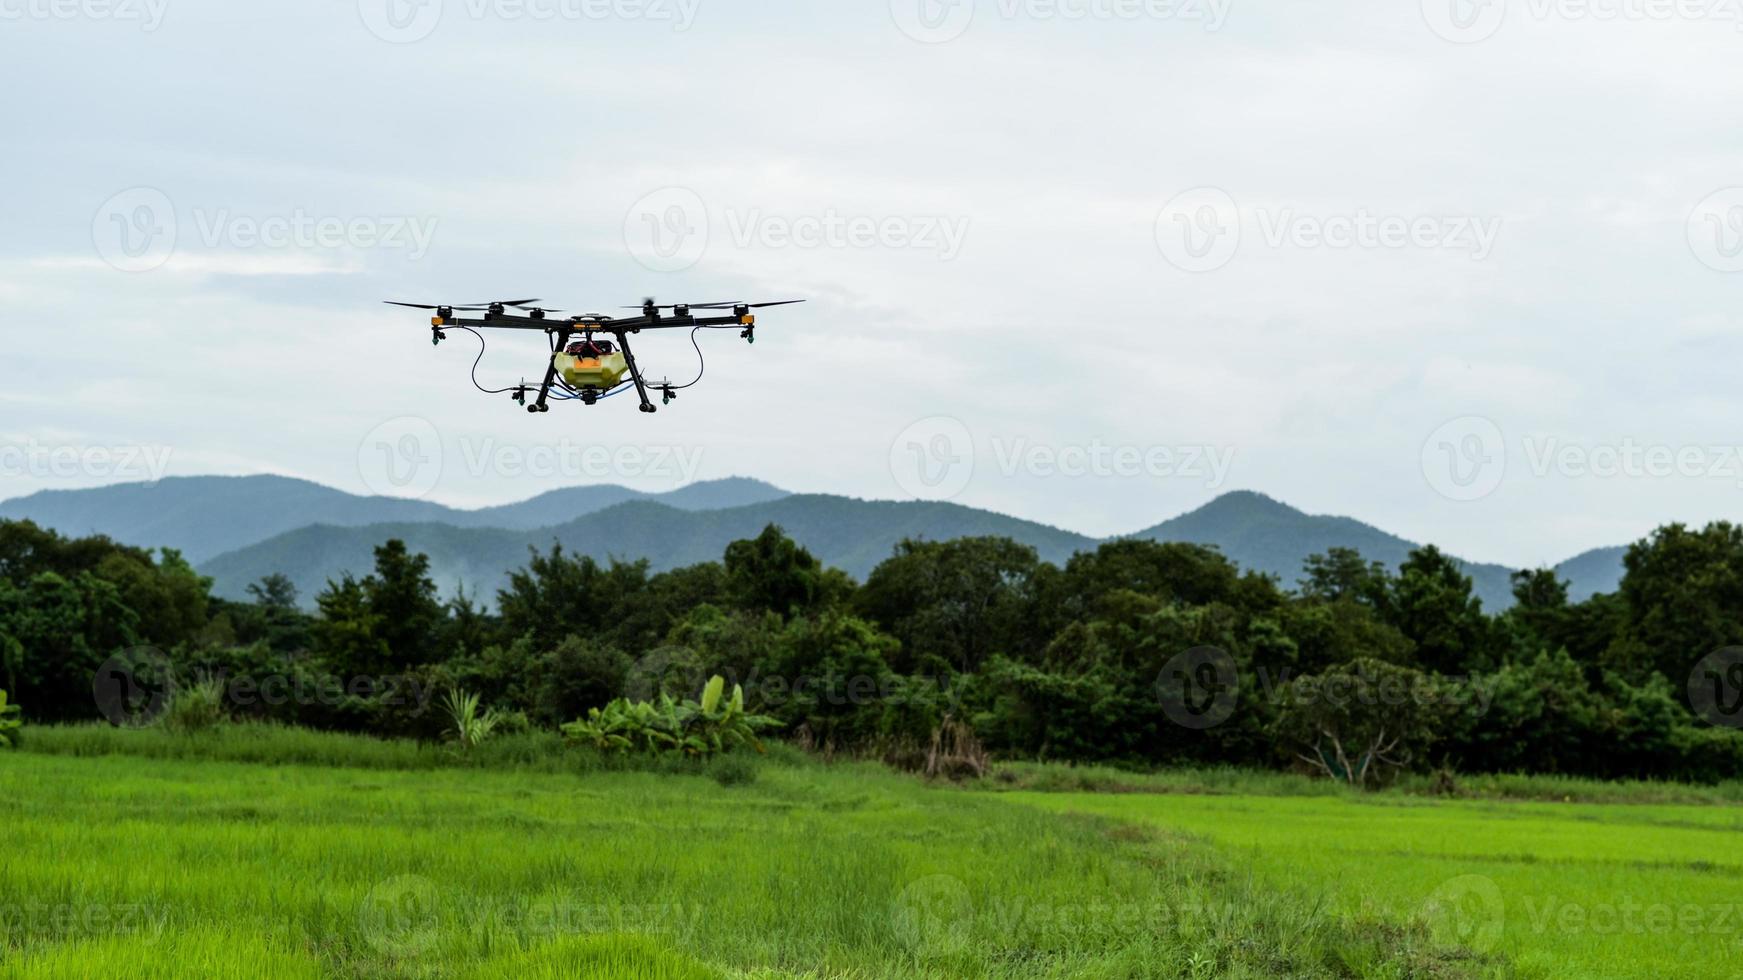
[456,298,547,310]
[690,300,806,310]
[386,298,554,311]
[621,299,806,311]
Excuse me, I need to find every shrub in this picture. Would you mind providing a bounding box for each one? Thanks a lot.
[1273,659,1453,788]
[562,675,779,758]
[443,688,502,750]
[0,688,21,747]
[163,677,228,735]
[706,753,759,787]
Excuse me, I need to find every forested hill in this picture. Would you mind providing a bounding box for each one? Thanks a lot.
[2,477,1634,609]
[0,474,788,563]
[1134,491,1625,608]
[196,495,1100,603]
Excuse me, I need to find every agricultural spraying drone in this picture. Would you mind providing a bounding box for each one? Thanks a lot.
[385,297,804,414]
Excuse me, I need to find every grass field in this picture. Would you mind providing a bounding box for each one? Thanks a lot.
[1011,790,1743,980]
[0,727,1481,979]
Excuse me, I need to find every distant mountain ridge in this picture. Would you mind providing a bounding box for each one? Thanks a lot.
[198,495,1098,604]
[1132,490,1622,609]
[0,475,788,564]
[2,476,1634,610]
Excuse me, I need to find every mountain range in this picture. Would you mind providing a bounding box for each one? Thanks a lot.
[0,476,1631,610]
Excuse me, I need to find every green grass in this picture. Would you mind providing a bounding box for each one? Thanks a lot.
[0,726,1487,978]
[1009,790,1743,980]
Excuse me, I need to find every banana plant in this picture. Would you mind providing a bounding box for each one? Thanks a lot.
[0,689,21,748]
[562,675,779,758]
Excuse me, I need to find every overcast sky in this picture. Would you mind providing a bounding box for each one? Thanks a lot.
[3,0,1742,568]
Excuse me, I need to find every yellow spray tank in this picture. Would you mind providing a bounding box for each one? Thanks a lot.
[554,348,629,389]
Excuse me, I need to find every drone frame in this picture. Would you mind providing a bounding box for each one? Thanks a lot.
[424,300,768,414]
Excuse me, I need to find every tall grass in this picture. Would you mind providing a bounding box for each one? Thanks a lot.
[17,722,808,779]
[0,731,1494,979]
[990,758,1743,806]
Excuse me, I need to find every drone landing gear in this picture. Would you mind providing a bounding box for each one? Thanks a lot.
[613,329,657,414]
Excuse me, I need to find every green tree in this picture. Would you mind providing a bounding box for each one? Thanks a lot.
[1299,548,1389,606]
[723,525,836,619]
[1385,546,1495,674]
[1607,522,1743,685]
[1273,658,1451,787]
[857,537,1042,673]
